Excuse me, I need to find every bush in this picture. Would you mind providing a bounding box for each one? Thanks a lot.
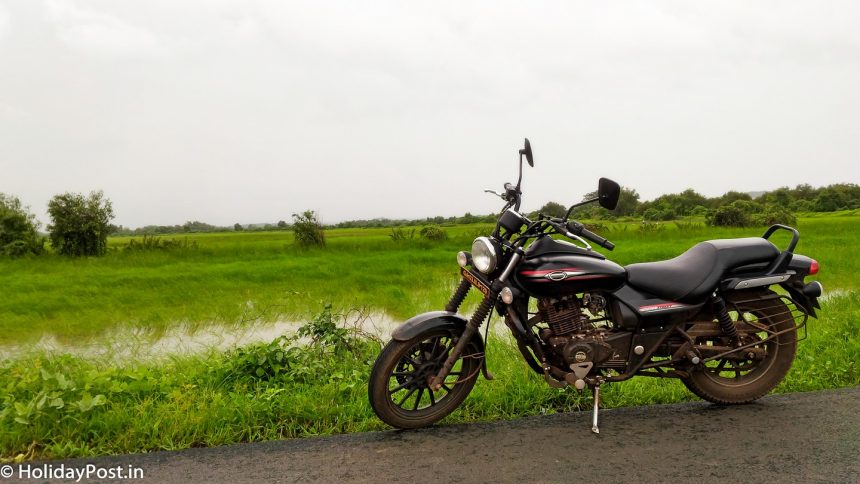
[752,206,797,226]
[642,208,675,221]
[388,227,415,241]
[0,194,43,257]
[47,191,115,257]
[292,210,325,249]
[419,225,447,241]
[123,235,198,252]
[708,202,752,227]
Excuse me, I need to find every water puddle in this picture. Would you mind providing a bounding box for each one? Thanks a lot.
[0,313,402,361]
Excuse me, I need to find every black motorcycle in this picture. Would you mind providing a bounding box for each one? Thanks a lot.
[368,139,823,433]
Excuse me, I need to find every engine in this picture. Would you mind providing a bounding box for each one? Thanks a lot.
[537,294,629,371]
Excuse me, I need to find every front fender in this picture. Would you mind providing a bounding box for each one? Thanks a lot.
[390,311,490,379]
[392,311,472,341]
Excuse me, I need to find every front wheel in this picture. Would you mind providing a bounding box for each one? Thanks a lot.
[368,328,482,429]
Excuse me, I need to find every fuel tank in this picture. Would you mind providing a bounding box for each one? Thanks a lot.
[513,236,626,298]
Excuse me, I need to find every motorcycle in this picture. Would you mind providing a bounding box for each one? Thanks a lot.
[368,139,823,433]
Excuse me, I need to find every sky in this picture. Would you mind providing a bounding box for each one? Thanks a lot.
[1,1,859,228]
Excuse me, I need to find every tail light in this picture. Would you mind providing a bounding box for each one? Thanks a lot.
[809,259,819,275]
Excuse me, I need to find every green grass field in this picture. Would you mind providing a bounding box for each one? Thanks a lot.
[1,214,857,345]
[0,214,858,460]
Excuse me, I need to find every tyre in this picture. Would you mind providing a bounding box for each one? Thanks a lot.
[683,290,798,404]
[368,327,482,429]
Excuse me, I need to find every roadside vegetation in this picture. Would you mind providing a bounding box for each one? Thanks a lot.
[0,184,858,461]
[1,292,857,461]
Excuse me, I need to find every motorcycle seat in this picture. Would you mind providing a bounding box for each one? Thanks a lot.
[624,237,780,303]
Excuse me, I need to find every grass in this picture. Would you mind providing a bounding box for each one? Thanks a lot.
[0,215,857,345]
[0,292,857,461]
[0,213,857,460]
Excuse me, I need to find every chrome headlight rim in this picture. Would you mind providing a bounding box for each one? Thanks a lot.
[471,236,498,274]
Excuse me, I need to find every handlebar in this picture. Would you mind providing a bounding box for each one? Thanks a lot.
[566,220,615,251]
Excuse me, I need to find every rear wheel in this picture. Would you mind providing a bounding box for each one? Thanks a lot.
[683,290,797,404]
[368,328,482,429]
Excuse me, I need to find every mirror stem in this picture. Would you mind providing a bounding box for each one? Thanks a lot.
[564,197,599,220]
[516,154,524,190]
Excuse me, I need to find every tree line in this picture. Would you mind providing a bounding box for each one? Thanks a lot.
[1,183,857,257]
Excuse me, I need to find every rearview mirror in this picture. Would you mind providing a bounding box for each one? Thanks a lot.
[598,178,620,210]
[519,138,533,167]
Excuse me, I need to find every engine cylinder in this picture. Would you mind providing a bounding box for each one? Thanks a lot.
[538,297,590,336]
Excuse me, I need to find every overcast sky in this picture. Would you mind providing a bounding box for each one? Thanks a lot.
[1,1,858,227]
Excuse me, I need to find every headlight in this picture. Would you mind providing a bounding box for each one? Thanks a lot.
[471,237,498,274]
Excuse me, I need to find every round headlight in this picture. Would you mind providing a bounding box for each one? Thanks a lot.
[471,237,498,274]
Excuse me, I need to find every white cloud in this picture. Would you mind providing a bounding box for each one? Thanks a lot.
[44,0,163,59]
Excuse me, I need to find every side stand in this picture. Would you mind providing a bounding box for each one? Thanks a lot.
[591,384,600,434]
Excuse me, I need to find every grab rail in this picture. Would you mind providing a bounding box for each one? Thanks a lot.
[762,224,800,254]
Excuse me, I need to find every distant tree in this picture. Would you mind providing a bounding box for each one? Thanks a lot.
[47,190,114,256]
[532,201,567,219]
[457,212,480,224]
[814,189,846,212]
[0,193,43,257]
[292,210,325,248]
[762,187,792,207]
[790,183,818,201]
[612,188,640,216]
[712,191,752,208]
[277,220,288,229]
[234,223,243,231]
[690,205,709,217]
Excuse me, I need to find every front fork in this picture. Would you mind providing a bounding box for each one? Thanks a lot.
[429,252,522,390]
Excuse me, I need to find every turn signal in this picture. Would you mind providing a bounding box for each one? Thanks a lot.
[809,259,819,275]
[457,251,472,268]
[500,287,514,304]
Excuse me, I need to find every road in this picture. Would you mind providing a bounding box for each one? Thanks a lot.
[24,386,860,483]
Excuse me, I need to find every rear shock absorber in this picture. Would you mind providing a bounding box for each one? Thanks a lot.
[445,278,471,313]
[711,294,739,341]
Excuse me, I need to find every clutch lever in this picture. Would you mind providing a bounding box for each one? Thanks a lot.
[484,189,506,200]
[547,219,592,250]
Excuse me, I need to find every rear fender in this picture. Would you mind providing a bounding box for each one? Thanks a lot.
[390,311,490,378]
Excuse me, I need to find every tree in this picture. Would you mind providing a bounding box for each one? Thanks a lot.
[277,220,288,229]
[47,190,114,256]
[292,210,325,248]
[712,191,752,208]
[0,193,43,257]
[234,223,244,231]
[612,188,640,216]
[531,201,567,219]
[814,189,845,212]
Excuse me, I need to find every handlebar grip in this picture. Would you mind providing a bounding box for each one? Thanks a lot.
[582,228,614,250]
[567,221,615,251]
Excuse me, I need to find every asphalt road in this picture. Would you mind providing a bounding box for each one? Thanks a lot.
[20,386,860,483]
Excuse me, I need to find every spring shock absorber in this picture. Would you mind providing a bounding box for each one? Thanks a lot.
[430,293,496,390]
[445,279,472,313]
[711,293,739,341]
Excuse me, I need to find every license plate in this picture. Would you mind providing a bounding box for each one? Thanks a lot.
[461,267,491,297]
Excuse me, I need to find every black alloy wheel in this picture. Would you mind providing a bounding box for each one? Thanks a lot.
[368,328,482,429]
